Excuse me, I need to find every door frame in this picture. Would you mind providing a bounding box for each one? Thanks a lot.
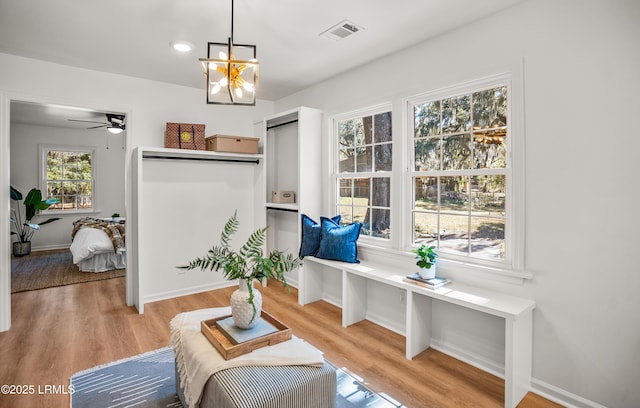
[0,92,131,331]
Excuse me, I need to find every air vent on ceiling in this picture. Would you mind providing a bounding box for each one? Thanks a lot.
[319,20,363,41]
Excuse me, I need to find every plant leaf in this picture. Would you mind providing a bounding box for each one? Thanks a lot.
[10,186,22,201]
[220,210,239,250]
[239,226,266,260]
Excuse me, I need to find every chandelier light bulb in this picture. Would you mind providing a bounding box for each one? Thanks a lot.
[210,82,221,94]
[243,82,254,92]
[219,77,228,87]
[219,51,228,60]
[235,87,243,98]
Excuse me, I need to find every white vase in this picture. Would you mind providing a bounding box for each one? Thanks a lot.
[230,279,262,329]
[418,265,436,280]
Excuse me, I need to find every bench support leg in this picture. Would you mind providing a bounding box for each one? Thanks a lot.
[342,271,367,327]
[298,262,324,305]
[406,291,432,359]
[504,310,533,408]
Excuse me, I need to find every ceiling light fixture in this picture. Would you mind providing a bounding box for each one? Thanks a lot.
[67,113,126,133]
[107,124,124,134]
[171,41,194,52]
[199,0,258,105]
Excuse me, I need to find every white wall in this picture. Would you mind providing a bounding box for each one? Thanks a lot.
[138,157,261,304]
[0,52,274,331]
[10,123,126,250]
[275,1,640,407]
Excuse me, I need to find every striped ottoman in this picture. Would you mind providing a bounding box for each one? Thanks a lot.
[176,362,337,408]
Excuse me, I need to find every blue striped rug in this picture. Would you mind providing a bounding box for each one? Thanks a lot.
[70,347,405,408]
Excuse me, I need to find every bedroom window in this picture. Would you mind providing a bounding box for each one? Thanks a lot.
[334,107,392,240]
[40,146,95,212]
[408,80,513,265]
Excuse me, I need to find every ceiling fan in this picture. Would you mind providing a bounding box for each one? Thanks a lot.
[68,113,126,134]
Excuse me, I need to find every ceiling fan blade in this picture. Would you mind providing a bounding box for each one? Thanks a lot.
[87,124,108,129]
[68,119,109,125]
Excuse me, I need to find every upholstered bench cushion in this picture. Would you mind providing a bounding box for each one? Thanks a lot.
[176,362,337,408]
[170,307,336,408]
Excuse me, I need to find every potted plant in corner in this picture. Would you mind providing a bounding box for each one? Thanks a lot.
[412,244,438,279]
[10,186,61,256]
[179,211,302,329]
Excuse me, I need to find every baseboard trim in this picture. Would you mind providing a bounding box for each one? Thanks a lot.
[530,378,607,408]
[143,281,236,305]
[321,294,341,309]
[429,339,505,378]
[365,312,405,336]
[31,244,70,252]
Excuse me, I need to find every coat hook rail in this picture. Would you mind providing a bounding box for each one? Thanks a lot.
[142,154,260,164]
[266,206,299,213]
[266,119,298,131]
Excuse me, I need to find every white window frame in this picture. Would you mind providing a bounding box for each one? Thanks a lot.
[404,70,526,276]
[39,144,97,215]
[331,103,394,247]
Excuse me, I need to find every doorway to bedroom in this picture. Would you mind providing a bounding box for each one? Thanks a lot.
[9,101,127,293]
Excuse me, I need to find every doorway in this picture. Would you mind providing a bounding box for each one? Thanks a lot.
[1,96,129,330]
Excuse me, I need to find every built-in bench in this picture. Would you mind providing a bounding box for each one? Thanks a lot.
[298,255,536,408]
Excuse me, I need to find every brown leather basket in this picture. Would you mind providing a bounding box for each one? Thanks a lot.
[165,123,206,150]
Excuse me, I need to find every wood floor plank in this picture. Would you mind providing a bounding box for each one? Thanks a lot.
[0,277,561,408]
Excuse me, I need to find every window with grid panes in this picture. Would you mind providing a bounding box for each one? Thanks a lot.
[411,84,508,262]
[42,147,94,212]
[336,110,392,240]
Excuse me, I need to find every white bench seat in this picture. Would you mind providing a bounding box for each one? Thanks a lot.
[299,256,535,408]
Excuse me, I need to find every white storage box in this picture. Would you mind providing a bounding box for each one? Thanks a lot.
[272,190,295,204]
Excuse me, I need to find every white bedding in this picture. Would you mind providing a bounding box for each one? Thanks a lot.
[70,227,126,272]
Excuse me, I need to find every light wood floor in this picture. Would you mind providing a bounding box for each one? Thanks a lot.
[0,277,561,408]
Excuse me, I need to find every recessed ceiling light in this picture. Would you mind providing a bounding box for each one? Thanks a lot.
[170,41,194,52]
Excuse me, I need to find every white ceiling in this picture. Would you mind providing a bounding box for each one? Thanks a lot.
[10,101,124,131]
[0,0,524,103]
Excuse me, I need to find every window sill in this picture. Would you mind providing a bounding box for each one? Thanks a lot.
[44,209,100,216]
[356,242,532,286]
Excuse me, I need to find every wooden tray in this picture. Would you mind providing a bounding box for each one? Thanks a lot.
[201,311,292,360]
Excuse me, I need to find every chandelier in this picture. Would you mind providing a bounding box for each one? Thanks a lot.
[199,0,258,105]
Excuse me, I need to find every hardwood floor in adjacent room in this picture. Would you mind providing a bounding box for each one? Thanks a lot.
[0,278,561,408]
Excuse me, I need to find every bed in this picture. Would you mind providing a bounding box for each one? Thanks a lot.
[70,217,126,272]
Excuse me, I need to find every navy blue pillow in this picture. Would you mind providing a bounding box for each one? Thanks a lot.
[315,217,362,263]
[299,214,341,258]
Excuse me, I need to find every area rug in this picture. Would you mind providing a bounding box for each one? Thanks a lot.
[70,347,405,408]
[11,249,125,293]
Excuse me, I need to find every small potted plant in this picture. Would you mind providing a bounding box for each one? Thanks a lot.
[111,213,121,222]
[412,244,438,279]
[180,211,301,329]
[10,186,60,257]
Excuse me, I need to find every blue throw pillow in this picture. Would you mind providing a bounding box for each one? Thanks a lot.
[315,217,362,263]
[299,214,341,258]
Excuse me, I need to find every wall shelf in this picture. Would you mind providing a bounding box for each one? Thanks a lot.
[265,203,299,212]
[140,146,262,164]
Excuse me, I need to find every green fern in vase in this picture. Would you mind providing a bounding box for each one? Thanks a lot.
[179,211,302,323]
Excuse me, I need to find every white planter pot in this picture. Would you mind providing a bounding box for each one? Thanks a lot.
[230,279,262,329]
[418,265,436,279]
